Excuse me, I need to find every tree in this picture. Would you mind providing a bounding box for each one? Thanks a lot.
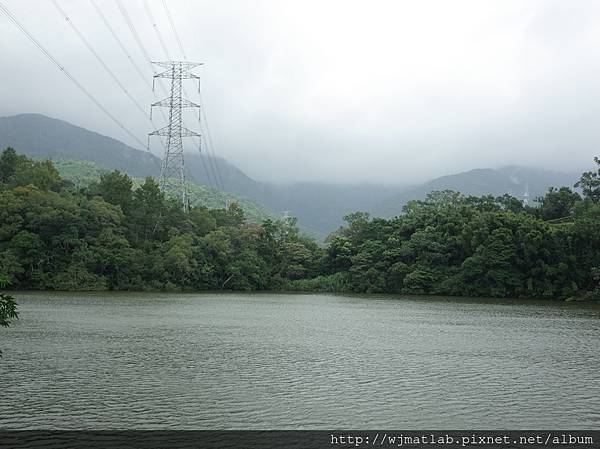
[535,187,581,220]
[127,177,166,244]
[575,156,600,203]
[1,148,62,191]
[495,194,525,213]
[210,202,246,228]
[9,159,61,191]
[160,234,199,287]
[189,206,217,236]
[0,147,27,184]
[0,276,19,358]
[94,170,134,211]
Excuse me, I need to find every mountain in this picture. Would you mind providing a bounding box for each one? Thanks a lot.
[0,114,279,224]
[371,166,581,218]
[0,113,583,236]
[0,114,405,236]
[0,113,161,178]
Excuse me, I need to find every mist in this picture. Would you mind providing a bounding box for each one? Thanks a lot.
[1,0,599,184]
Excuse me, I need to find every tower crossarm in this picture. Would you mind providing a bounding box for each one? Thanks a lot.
[151,98,200,109]
[152,61,203,70]
[153,68,200,80]
[149,126,200,138]
[179,127,201,138]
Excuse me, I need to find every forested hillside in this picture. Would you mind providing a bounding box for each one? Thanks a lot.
[52,159,278,224]
[289,160,600,301]
[371,166,579,218]
[2,114,581,237]
[1,147,598,300]
[0,114,160,178]
[0,114,404,235]
[0,148,322,291]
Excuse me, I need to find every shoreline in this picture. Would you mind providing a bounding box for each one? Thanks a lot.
[6,289,600,307]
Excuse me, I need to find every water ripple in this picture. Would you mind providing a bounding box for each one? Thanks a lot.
[1,292,599,429]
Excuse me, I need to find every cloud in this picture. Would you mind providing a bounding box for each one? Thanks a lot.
[1,0,598,184]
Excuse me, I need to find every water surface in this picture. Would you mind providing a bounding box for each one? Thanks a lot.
[1,292,599,429]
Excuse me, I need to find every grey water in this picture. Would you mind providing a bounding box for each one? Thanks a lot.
[1,292,599,429]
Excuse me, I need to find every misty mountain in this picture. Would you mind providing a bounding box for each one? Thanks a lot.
[371,166,581,218]
[0,113,582,237]
[0,114,405,236]
[188,155,405,235]
[0,113,161,179]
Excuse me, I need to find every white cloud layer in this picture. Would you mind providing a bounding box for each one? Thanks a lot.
[1,0,599,184]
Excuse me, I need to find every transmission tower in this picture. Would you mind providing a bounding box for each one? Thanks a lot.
[148,61,202,211]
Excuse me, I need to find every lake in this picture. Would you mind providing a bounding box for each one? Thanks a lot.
[1,292,599,429]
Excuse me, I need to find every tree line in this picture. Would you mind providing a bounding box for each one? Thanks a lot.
[0,147,599,300]
[0,147,322,292]
[293,157,600,300]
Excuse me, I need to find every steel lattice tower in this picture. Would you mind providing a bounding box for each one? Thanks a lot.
[148,61,202,211]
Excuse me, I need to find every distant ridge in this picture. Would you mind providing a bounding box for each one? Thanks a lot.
[0,113,161,178]
[0,113,266,196]
[0,113,582,236]
[370,165,580,218]
[0,113,405,236]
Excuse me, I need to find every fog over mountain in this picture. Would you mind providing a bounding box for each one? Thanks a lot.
[1,0,598,185]
[0,114,581,236]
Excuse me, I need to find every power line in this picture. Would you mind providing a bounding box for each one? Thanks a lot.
[115,0,153,67]
[89,0,152,91]
[0,1,146,149]
[114,0,168,100]
[159,2,192,102]
[197,144,218,192]
[162,0,187,60]
[199,87,227,191]
[115,0,204,147]
[112,0,178,151]
[51,0,150,120]
[191,108,217,192]
[115,0,170,99]
[92,0,169,138]
[142,0,171,60]
[52,0,167,165]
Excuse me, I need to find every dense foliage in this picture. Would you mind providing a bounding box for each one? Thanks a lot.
[0,147,322,291]
[1,147,599,300]
[290,159,600,301]
[52,159,279,224]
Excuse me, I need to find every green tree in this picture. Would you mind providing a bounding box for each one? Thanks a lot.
[0,147,27,184]
[127,177,166,244]
[6,154,61,191]
[211,202,246,228]
[94,170,134,212]
[575,156,600,203]
[0,276,19,358]
[535,187,581,220]
[189,206,217,236]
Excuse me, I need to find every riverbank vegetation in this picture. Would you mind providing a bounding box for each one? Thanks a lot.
[0,276,19,357]
[1,147,599,300]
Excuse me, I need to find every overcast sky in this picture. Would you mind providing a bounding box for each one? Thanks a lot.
[1,0,599,184]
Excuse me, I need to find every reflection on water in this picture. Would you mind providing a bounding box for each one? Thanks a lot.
[1,292,599,429]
